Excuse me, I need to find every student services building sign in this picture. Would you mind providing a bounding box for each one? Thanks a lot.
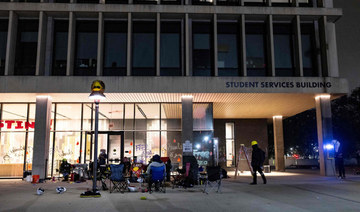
[225,81,332,89]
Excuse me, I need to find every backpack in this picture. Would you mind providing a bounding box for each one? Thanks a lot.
[260,149,265,165]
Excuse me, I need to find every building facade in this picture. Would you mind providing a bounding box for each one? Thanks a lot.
[0,0,348,179]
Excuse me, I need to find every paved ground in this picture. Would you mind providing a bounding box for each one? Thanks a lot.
[1,169,360,212]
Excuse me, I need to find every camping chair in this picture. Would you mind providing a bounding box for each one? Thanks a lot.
[171,162,191,189]
[109,164,128,193]
[148,166,166,193]
[203,166,222,194]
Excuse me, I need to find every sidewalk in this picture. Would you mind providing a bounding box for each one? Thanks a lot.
[1,170,360,212]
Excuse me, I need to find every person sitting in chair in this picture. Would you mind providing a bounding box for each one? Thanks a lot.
[146,154,166,191]
[60,158,71,182]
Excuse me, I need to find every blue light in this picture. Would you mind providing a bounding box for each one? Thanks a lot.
[324,144,334,150]
[204,136,209,142]
[196,144,201,149]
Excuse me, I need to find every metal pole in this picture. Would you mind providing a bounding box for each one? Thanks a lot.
[93,101,99,192]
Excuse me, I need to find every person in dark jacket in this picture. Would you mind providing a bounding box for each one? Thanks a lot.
[336,152,345,179]
[98,149,108,190]
[59,158,71,181]
[250,141,267,185]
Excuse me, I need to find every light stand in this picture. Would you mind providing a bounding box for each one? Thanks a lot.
[92,100,99,194]
[81,82,105,198]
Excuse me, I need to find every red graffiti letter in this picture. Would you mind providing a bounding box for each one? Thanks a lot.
[15,121,24,129]
[0,120,3,128]
[5,120,15,129]
[25,122,35,129]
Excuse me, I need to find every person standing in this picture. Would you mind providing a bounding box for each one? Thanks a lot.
[59,158,71,182]
[250,141,267,185]
[336,152,345,179]
[98,149,108,190]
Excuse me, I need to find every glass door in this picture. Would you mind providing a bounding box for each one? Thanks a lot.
[107,133,124,164]
[84,131,124,164]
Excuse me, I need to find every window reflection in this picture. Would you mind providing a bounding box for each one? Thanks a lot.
[193,21,213,76]
[104,21,127,76]
[246,23,267,76]
[161,22,182,76]
[218,22,239,76]
[15,20,38,76]
[274,24,295,76]
[75,21,98,76]
[52,21,68,76]
[132,21,156,76]
[301,23,318,76]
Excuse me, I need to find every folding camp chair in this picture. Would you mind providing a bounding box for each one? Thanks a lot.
[148,166,166,193]
[109,164,128,193]
[203,166,222,194]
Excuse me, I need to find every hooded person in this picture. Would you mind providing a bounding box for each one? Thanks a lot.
[146,154,166,191]
[250,141,267,185]
[146,155,165,175]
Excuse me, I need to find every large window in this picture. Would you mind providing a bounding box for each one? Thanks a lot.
[301,23,318,76]
[193,103,214,167]
[52,21,68,76]
[1,102,213,177]
[160,22,182,76]
[0,20,7,75]
[103,21,127,76]
[0,104,32,178]
[75,21,98,76]
[274,24,295,76]
[132,21,156,76]
[192,21,213,76]
[217,22,239,76]
[246,23,267,76]
[15,20,38,75]
[225,123,235,167]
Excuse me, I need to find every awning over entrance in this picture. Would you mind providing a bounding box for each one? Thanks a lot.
[0,92,342,118]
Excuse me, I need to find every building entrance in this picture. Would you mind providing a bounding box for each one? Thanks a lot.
[84,131,124,164]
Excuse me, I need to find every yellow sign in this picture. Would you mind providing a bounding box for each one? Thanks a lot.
[91,80,105,93]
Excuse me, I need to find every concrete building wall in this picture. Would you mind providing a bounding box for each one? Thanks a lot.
[334,0,360,92]
[214,119,268,169]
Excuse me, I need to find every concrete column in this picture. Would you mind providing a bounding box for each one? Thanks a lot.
[315,95,336,176]
[44,17,54,76]
[4,11,18,76]
[326,22,339,77]
[36,12,48,76]
[97,12,104,76]
[185,14,190,76]
[66,12,76,76]
[239,14,246,76]
[239,0,244,6]
[213,14,218,76]
[267,15,275,76]
[273,116,285,172]
[127,13,132,76]
[266,0,271,6]
[318,16,329,77]
[319,0,333,8]
[292,0,299,7]
[182,96,193,156]
[293,15,303,76]
[32,96,52,180]
[156,13,160,76]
